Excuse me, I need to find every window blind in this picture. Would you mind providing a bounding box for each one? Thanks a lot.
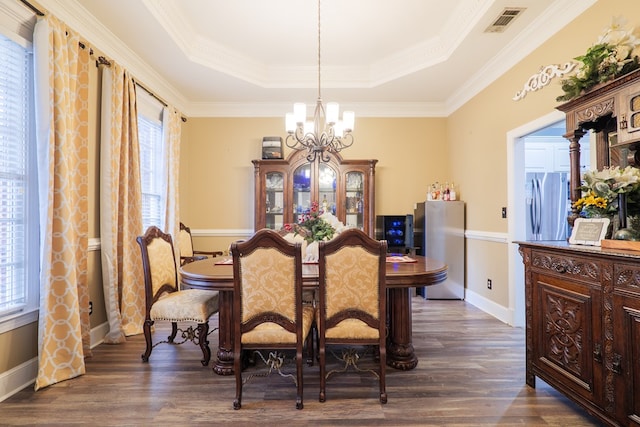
[0,34,31,315]
[138,114,164,231]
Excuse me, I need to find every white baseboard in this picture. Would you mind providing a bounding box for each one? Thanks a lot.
[0,321,110,402]
[0,357,37,403]
[464,289,515,326]
[90,321,110,348]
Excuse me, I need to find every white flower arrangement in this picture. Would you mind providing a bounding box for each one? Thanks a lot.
[557,17,640,101]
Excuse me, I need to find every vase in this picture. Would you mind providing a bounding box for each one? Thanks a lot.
[304,241,319,263]
[618,193,628,230]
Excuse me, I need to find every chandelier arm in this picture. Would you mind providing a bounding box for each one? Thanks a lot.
[333,133,354,152]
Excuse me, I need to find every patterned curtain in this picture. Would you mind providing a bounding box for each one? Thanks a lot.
[100,62,144,342]
[163,106,182,259]
[33,15,91,390]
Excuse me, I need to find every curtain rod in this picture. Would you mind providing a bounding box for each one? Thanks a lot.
[134,79,188,122]
[19,0,45,16]
[19,0,186,123]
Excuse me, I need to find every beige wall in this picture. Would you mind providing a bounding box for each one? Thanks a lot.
[4,0,640,393]
[180,117,449,251]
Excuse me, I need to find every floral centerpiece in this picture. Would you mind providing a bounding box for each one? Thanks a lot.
[284,201,336,243]
[557,17,640,102]
[283,201,349,262]
[575,166,640,226]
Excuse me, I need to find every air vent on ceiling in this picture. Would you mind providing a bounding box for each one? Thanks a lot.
[485,8,525,33]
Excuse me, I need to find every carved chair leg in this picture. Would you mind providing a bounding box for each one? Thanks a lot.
[233,347,243,409]
[319,345,326,402]
[168,322,178,343]
[306,326,315,366]
[141,319,154,362]
[296,349,304,410]
[197,322,211,366]
[379,346,387,404]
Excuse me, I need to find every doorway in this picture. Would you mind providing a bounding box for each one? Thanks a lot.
[506,111,594,327]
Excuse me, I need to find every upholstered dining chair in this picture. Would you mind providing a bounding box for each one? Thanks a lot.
[136,226,219,366]
[178,222,223,266]
[230,228,315,410]
[317,228,388,404]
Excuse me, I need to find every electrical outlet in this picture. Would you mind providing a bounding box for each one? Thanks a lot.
[89,301,93,315]
[487,279,492,290]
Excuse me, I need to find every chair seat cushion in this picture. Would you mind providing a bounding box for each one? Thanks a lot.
[241,305,315,344]
[325,318,379,340]
[150,289,219,323]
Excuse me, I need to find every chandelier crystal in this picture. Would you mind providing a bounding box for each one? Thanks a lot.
[285,0,355,163]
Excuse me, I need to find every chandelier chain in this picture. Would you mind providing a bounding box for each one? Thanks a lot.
[284,0,355,163]
[317,0,321,101]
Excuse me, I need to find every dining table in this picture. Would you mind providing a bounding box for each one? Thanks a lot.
[180,255,447,375]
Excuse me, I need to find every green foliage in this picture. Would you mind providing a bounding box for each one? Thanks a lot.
[557,18,640,102]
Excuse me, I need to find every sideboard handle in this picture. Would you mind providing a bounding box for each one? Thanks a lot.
[593,343,602,363]
[612,353,623,375]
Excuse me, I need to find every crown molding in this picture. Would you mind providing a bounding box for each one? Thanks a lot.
[37,0,190,112]
[445,0,597,115]
[143,0,494,90]
[35,0,597,118]
[186,101,448,118]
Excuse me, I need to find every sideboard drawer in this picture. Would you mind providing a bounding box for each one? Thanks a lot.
[613,261,640,295]
[530,250,601,284]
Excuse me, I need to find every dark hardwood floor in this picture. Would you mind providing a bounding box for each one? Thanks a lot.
[1,297,601,426]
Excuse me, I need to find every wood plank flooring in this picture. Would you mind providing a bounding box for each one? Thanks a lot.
[1,298,602,426]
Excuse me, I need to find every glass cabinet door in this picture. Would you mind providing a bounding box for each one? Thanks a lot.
[345,171,364,229]
[265,171,284,229]
[318,163,337,215]
[292,164,312,223]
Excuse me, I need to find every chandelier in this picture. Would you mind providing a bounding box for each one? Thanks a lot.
[285,0,355,163]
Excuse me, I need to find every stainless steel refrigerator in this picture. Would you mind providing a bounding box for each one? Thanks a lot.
[525,172,570,241]
[414,200,465,299]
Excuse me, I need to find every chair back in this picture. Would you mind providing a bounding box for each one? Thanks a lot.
[137,226,179,311]
[231,229,303,340]
[319,228,387,337]
[178,222,195,257]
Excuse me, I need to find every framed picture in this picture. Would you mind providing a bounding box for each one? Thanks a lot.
[262,136,283,159]
[569,217,610,246]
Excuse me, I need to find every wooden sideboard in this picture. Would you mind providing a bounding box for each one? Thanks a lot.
[518,241,640,426]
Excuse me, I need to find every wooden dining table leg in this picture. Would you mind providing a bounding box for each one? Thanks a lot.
[386,287,418,370]
[212,290,234,375]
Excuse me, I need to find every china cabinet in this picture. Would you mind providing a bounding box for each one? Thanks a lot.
[252,149,377,236]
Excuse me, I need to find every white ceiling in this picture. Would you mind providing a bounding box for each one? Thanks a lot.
[39,0,594,117]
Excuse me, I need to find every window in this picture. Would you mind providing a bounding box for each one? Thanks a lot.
[137,89,166,231]
[0,32,38,331]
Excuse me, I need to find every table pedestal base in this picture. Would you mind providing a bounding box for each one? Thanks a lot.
[386,287,418,370]
[387,341,418,370]
[211,291,234,376]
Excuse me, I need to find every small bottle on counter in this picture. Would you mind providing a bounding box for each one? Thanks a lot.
[450,183,457,201]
